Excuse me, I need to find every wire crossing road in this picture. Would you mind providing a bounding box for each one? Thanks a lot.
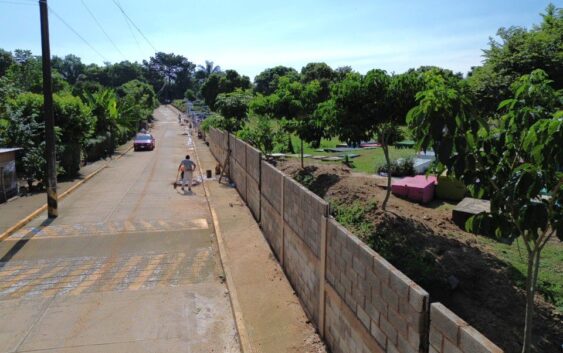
[0,106,240,353]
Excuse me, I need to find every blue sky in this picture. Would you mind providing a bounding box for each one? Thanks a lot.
[0,0,554,78]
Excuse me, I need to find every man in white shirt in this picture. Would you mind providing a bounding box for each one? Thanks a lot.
[179,155,196,191]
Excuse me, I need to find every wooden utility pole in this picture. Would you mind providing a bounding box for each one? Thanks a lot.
[39,0,58,218]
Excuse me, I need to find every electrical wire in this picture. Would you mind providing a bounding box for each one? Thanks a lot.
[47,4,109,62]
[111,0,157,53]
[80,0,125,60]
[114,0,142,55]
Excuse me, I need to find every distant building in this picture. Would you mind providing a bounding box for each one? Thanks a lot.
[0,148,22,203]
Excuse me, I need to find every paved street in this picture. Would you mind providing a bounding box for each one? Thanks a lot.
[0,106,239,353]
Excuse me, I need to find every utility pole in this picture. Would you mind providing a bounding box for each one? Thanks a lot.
[39,0,58,218]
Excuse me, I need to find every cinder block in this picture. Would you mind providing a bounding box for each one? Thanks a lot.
[371,320,387,349]
[397,333,418,353]
[356,304,371,330]
[386,343,400,353]
[429,326,443,351]
[373,255,392,284]
[389,269,411,299]
[459,325,504,353]
[353,256,367,280]
[407,326,421,350]
[409,284,429,313]
[371,289,389,318]
[387,308,408,337]
[430,303,467,345]
[444,338,463,353]
[381,285,399,312]
[380,315,398,346]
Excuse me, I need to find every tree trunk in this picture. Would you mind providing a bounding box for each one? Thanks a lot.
[381,133,391,210]
[521,246,541,353]
[300,138,304,169]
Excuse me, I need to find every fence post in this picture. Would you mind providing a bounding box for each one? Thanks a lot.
[319,215,327,338]
[280,177,285,267]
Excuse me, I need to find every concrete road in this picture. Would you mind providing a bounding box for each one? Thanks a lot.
[0,106,240,353]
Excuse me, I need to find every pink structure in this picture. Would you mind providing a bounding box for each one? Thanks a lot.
[391,175,437,203]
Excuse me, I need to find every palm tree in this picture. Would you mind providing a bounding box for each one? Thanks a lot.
[196,60,221,79]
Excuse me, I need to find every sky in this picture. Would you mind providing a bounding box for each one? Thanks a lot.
[0,0,556,79]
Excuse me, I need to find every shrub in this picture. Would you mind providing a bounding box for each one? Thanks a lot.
[377,157,415,176]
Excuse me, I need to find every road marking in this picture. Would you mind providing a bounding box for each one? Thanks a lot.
[42,259,97,297]
[0,265,23,278]
[0,267,42,295]
[128,254,165,290]
[158,253,186,287]
[100,256,143,292]
[9,265,66,298]
[69,259,114,296]
[190,248,210,280]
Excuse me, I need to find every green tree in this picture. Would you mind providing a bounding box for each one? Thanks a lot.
[201,70,251,110]
[237,114,287,156]
[0,48,14,77]
[4,92,94,178]
[468,4,562,116]
[214,89,252,132]
[252,76,328,168]
[52,54,85,85]
[253,66,299,95]
[196,60,221,80]
[329,70,397,209]
[408,69,562,353]
[117,79,159,132]
[106,60,144,87]
[143,52,196,101]
[5,50,42,93]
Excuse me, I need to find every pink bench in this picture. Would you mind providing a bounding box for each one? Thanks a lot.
[392,175,437,203]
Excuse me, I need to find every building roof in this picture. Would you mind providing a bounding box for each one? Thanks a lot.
[0,148,23,154]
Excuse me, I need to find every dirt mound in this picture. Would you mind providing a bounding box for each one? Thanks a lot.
[278,160,562,353]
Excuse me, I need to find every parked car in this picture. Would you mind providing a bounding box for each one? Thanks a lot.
[133,133,155,151]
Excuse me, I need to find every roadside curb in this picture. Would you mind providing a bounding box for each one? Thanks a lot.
[190,126,253,353]
[0,143,133,242]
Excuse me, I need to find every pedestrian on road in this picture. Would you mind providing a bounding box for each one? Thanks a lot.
[178,114,181,124]
[178,155,196,191]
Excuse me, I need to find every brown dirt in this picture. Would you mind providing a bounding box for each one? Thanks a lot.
[279,160,562,353]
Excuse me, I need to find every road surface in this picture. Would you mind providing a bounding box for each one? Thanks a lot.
[0,106,240,353]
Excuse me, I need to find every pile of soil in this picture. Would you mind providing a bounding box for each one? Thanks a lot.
[279,161,562,353]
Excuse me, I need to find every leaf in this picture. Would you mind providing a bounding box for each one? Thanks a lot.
[498,98,513,111]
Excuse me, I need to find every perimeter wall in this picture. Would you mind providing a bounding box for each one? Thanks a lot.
[208,128,503,353]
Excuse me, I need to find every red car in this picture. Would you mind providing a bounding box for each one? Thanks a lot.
[133,133,155,151]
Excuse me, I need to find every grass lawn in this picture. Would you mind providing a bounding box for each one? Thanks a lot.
[285,135,416,174]
[478,236,563,312]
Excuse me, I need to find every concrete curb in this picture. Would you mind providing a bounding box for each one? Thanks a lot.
[190,126,253,353]
[0,143,133,242]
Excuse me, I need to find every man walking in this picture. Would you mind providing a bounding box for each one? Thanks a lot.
[178,155,196,191]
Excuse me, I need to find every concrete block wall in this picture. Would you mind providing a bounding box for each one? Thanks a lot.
[326,219,429,353]
[208,132,503,353]
[283,176,327,257]
[284,224,321,326]
[260,161,283,259]
[429,304,503,353]
[246,145,261,220]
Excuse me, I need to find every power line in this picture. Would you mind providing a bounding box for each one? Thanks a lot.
[47,4,109,62]
[114,0,142,56]
[80,0,125,60]
[111,0,157,53]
